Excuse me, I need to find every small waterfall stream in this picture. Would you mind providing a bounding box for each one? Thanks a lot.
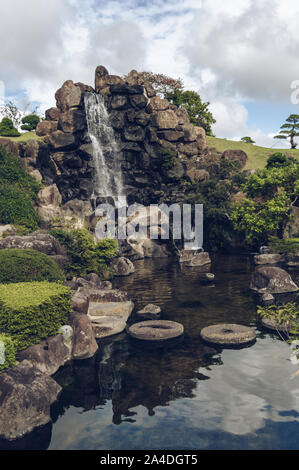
[84,92,125,207]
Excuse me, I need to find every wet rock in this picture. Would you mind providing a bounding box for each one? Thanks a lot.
[186,252,211,267]
[254,254,284,265]
[250,266,299,294]
[128,320,184,341]
[112,257,135,276]
[136,304,162,320]
[0,360,61,441]
[260,246,271,254]
[70,313,99,360]
[18,334,71,376]
[178,249,197,263]
[261,292,275,306]
[89,315,128,339]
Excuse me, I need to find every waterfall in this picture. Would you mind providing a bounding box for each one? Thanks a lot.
[84,92,125,207]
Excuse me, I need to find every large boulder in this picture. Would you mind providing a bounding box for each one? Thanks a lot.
[0,231,66,257]
[58,109,86,134]
[36,121,58,137]
[55,80,83,112]
[112,257,135,276]
[18,334,71,376]
[70,313,99,360]
[221,149,248,168]
[250,266,299,294]
[254,253,284,265]
[186,252,212,267]
[0,360,61,441]
[151,110,179,130]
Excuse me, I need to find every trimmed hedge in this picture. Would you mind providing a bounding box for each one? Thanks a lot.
[0,333,17,371]
[0,249,65,283]
[0,281,72,352]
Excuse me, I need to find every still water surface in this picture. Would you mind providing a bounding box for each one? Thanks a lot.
[8,255,299,450]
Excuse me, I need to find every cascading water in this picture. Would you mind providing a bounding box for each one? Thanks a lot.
[84,92,125,208]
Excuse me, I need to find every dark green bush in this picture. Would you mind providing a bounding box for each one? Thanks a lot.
[0,118,20,137]
[0,146,41,230]
[21,114,40,132]
[266,152,294,169]
[0,281,72,352]
[0,333,17,371]
[49,228,117,278]
[0,249,65,283]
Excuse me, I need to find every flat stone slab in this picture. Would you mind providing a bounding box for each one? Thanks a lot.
[128,320,184,341]
[88,301,134,319]
[88,315,127,339]
[200,323,256,346]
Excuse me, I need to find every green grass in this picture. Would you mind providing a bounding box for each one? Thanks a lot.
[206,136,299,170]
[1,131,44,143]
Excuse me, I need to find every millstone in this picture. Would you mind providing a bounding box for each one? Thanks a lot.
[128,320,184,341]
[200,323,256,346]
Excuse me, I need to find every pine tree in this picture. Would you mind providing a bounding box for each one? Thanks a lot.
[274,114,299,149]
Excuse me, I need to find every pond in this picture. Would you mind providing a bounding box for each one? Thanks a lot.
[5,255,299,450]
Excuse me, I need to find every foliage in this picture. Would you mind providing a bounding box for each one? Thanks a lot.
[269,237,299,255]
[0,100,39,129]
[0,249,65,284]
[124,71,184,97]
[167,89,216,136]
[21,114,40,132]
[0,333,17,371]
[274,114,299,149]
[158,146,179,169]
[0,146,41,230]
[49,228,117,278]
[0,117,20,137]
[266,152,295,169]
[257,302,299,342]
[184,160,242,249]
[0,281,72,352]
[241,136,255,144]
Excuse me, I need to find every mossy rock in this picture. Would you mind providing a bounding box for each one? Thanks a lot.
[0,281,72,352]
[0,249,65,283]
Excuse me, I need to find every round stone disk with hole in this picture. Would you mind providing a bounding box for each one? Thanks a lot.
[200,323,256,346]
[128,320,184,341]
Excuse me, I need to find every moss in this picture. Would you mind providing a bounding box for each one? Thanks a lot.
[0,249,65,283]
[0,281,72,352]
[0,333,17,371]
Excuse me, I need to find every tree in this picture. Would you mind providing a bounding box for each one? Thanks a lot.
[0,101,23,129]
[241,136,255,144]
[0,117,21,137]
[21,114,40,132]
[274,114,299,149]
[167,90,216,136]
[123,70,184,97]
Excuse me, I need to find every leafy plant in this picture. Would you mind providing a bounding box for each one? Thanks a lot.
[0,117,20,137]
[49,228,117,278]
[0,281,72,352]
[0,333,17,371]
[269,237,299,255]
[257,302,299,342]
[21,114,40,132]
[0,249,65,283]
[241,136,255,144]
[266,152,294,169]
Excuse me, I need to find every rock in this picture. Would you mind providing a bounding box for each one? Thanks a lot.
[112,257,135,276]
[88,301,134,319]
[84,272,105,288]
[18,334,71,376]
[186,252,211,267]
[175,108,189,125]
[178,141,198,156]
[250,266,299,294]
[261,293,275,306]
[89,315,128,339]
[110,84,144,94]
[58,109,86,133]
[0,231,66,257]
[284,206,299,238]
[29,169,43,182]
[147,96,169,112]
[79,288,129,302]
[151,110,179,129]
[130,94,148,109]
[58,325,74,357]
[260,246,271,254]
[70,313,99,360]
[178,249,197,263]
[123,125,145,142]
[136,304,161,320]
[0,360,61,441]
[0,225,14,238]
[195,126,207,152]
[72,291,89,314]
[128,320,184,341]
[45,107,60,121]
[0,138,20,157]
[254,254,284,265]
[37,184,62,207]
[183,124,197,142]
[200,323,256,346]
[186,168,209,184]
[55,80,83,112]
[222,149,248,168]
[95,71,124,93]
[36,120,58,137]
[158,130,184,141]
[111,95,128,110]
[261,316,296,333]
[46,130,77,150]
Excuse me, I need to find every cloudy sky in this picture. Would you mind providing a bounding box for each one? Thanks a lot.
[1,0,299,147]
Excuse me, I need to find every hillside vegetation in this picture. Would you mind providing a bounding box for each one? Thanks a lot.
[207,136,299,169]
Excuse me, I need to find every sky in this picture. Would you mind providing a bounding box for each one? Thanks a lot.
[1,0,299,148]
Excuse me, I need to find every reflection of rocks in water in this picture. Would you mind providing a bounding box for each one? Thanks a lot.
[0,423,52,450]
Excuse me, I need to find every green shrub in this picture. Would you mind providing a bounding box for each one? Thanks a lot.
[257,302,299,341]
[21,114,40,132]
[266,152,295,169]
[49,228,117,278]
[0,281,72,352]
[269,237,299,255]
[0,118,20,137]
[0,146,41,230]
[0,333,17,371]
[0,249,65,283]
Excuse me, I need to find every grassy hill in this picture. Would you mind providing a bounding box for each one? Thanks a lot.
[6,131,43,143]
[206,136,299,169]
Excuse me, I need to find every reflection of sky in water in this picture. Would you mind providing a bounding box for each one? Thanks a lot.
[47,256,299,450]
